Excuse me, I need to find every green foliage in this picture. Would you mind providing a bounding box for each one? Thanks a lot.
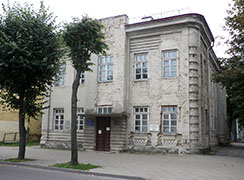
[213,0,244,127]
[0,141,40,147]
[63,16,108,71]
[62,16,108,165]
[0,1,62,118]
[3,158,36,162]
[53,162,100,170]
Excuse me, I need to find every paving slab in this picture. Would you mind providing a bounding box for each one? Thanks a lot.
[0,143,244,180]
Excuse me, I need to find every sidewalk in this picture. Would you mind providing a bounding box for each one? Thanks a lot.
[1,144,244,180]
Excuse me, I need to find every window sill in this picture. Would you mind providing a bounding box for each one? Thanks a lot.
[162,132,178,136]
[133,132,150,134]
[162,76,178,79]
[53,129,68,132]
[133,79,148,83]
[77,130,84,133]
[97,81,113,84]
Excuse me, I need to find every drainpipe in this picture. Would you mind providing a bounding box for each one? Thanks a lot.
[207,39,214,148]
[47,89,52,143]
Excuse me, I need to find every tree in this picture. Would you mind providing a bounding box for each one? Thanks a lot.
[63,17,107,165]
[213,0,244,129]
[0,2,62,159]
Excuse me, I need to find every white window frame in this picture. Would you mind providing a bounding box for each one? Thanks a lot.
[54,108,64,130]
[79,72,85,84]
[77,107,85,131]
[74,70,85,85]
[162,106,178,133]
[55,64,66,86]
[97,106,112,114]
[134,53,148,80]
[134,107,149,133]
[98,56,113,82]
[162,50,178,78]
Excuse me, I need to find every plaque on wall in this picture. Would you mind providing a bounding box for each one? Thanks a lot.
[65,121,70,129]
[86,120,94,126]
[149,124,159,132]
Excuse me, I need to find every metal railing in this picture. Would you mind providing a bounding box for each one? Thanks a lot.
[2,132,19,142]
[129,8,192,24]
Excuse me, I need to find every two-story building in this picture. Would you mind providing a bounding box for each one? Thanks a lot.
[40,13,228,153]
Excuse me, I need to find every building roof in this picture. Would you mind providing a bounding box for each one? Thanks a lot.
[126,13,214,42]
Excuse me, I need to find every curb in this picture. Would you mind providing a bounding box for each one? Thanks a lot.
[0,161,146,180]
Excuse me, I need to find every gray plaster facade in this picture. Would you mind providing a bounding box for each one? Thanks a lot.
[41,13,228,153]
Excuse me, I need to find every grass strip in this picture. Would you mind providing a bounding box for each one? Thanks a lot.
[3,158,36,163]
[53,162,100,170]
[0,141,40,147]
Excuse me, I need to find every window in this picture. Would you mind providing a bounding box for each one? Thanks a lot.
[162,50,178,77]
[74,70,85,84]
[97,106,112,114]
[77,107,84,131]
[162,106,177,133]
[79,72,85,84]
[98,56,113,82]
[135,53,148,80]
[134,107,149,132]
[55,64,66,86]
[54,108,64,130]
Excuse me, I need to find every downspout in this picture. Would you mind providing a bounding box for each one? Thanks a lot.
[47,89,52,143]
[125,32,130,148]
[207,39,214,147]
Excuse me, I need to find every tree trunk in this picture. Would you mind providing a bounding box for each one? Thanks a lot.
[71,67,82,165]
[18,94,26,160]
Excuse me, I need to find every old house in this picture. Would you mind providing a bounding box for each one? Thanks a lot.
[40,13,228,153]
[0,105,42,142]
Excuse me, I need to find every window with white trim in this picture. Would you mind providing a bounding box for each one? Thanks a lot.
[54,108,64,130]
[97,106,112,114]
[79,72,85,84]
[162,106,177,133]
[77,107,84,131]
[55,64,66,86]
[98,56,113,82]
[134,107,149,132]
[135,53,148,80]
[162,50,178,77]
[74,70,85,84]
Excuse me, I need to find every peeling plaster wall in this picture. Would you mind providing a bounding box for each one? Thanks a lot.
[41,14,228,152]
[127,27,190,148]
[41,15,129,150]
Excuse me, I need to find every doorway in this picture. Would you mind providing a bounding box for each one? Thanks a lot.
[96,117,111,151]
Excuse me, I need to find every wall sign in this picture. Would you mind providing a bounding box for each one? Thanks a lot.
[65,121,70,129]
[86,120,94,126]
[150,124,159,132]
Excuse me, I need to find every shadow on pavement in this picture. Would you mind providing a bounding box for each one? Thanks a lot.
[214,141,244,158]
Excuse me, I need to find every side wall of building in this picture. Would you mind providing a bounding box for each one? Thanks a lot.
[0,106,41,142]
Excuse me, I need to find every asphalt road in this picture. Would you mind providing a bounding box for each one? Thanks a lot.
[0,164,125,180]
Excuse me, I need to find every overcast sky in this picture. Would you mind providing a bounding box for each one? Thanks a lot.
[1,0,232,58]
